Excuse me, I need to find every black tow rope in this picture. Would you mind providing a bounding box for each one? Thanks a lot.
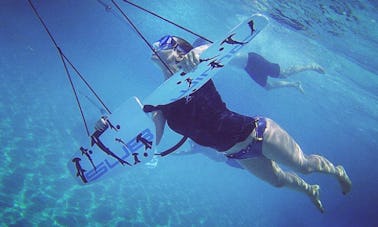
[111,0,174,75]
[156,136,188,157]
[111,0,214,76]
[121,0,213,43]
[143,105,188,156]
[28,0,111,137]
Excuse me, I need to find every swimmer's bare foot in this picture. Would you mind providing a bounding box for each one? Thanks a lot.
[336,165,352,195]
[294,81,305,94]
[308,184,324,213]
[309,63,325,74]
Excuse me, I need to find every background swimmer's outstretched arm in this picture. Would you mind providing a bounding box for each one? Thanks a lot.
[229,53,248,69]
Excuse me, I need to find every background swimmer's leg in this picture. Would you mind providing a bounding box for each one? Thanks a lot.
[266,80,304,93]
[262,118,352,195]
[280,63,325,78]
[238,156,324,212]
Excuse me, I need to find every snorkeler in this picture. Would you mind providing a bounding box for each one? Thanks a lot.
[234,52,325,93]
[146,35,351,213]
[194,37,325,93]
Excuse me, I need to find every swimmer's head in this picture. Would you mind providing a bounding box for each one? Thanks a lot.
[151,35,193,77]
[152,35,193,55]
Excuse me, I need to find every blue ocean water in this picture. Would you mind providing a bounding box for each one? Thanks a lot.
[0,0,377,226]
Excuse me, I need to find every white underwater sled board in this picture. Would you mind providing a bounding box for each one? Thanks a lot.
[144,14,269,106]
[67,97,155,185]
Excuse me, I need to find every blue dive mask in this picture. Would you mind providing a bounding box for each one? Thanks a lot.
[153,35,193,54]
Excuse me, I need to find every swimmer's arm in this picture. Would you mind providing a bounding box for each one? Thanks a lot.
[229,53,248,69]
[152,110,166,145]
[178,44,210,72]
[136,97,165,144]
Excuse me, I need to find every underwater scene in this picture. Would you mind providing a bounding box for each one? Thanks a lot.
[0,0,377,226]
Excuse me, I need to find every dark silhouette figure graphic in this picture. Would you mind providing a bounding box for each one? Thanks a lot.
[199,55,218,63]
[185,78,193,88]
[80,146,96,171]
[136,133,152,150]
[72,157,87,183]
[114,138,133,166]
[132,153,141,165]
[91,116,128,165]
[208,60,224,69]
[220,33,247,46]
[248,19,256,34]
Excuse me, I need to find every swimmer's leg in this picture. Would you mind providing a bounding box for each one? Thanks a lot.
[262,118,352,195]
[266,80,304,94]
[238,156,324,213]
[280,63,325,78]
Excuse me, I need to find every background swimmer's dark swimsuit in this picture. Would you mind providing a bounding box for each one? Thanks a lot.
[159,80,254,151]
[245,52,280,87]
